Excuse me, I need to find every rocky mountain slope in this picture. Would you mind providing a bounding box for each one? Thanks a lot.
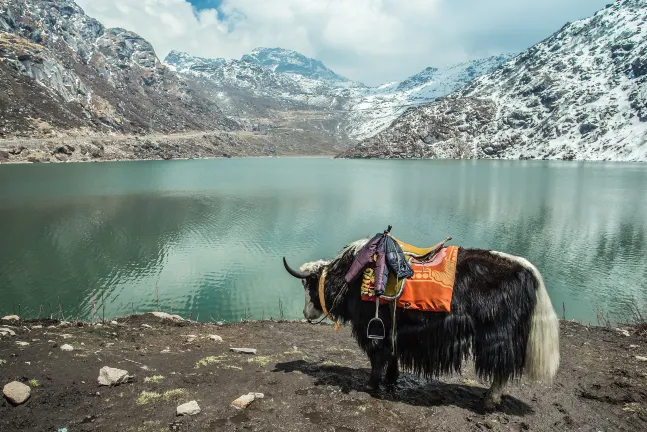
[165,49,510,144]
[0,0,238,138]
[339,0,647,161]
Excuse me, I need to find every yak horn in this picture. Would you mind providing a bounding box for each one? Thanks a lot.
[283,257,311,279]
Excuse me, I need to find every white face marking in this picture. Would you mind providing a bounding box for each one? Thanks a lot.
[303,286,323,321]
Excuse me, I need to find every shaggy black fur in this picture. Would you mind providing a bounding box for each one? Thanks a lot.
[300,246,538,389]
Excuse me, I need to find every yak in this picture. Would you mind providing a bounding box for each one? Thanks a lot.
[283,238,560,410]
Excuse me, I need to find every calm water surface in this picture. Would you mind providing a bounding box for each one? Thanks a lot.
[0,158,646,324]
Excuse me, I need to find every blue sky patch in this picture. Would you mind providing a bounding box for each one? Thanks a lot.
[188,0,223,12]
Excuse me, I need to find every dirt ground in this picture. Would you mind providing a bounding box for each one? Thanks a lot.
[1,314,647,432]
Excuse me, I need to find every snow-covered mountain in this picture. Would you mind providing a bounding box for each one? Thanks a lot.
[339,0,647,161]
[0,0,237,138]
[165,49,510,142]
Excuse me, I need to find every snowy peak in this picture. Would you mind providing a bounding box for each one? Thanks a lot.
[241,47,351,83]
[165,50,227,73]
[340,0,647,161]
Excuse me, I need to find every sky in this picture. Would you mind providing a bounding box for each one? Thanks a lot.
[75,0,612,86]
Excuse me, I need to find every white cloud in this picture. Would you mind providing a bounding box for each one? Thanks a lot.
[75,0,612,85]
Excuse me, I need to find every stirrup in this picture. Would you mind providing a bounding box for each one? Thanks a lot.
[367,296,385,340]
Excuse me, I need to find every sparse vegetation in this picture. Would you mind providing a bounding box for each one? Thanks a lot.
[143,375,164,384]
[28,379,39,387]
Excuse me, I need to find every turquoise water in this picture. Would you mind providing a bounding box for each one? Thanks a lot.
[0,158,645,324]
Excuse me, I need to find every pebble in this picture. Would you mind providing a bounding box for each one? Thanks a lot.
[635,356,647,362]
[615,328,631,337]
[61,344,74,351]
[231,392,264,410]
[177,400,201,416]
[110,320,118,325]
[32,325,43,329]
[151,311,184,322]
[230,348,257,355]
[16,341,29,347]
[141,324,152,329]
[3,381,31,405]
[485,419,498,429]
[208,335,223,343]
[98,366,130,386]
[185,335,198,343]
[161,347,171,353]
[61,334,73,339]
[0,328,16,336]
[1,315,20,321]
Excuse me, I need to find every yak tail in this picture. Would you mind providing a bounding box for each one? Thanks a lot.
[522,258,560,383]
[492,251,560,383]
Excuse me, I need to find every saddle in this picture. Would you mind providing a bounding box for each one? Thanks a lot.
[379,235,452,300]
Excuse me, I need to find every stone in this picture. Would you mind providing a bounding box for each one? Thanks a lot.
[636,356,647,362]
[31,325,43,329]
[60,344,74,351]
[231,392,264,410]
[208,335,223,343]
[615,328,631,337]
[98,366,130,386]
[3,381,31,405]
[110,321,118,325]
[485,419,498,429]
[185,335,198,343]
[0,328,16,336]
[176,400,201,416]
[1,315,20,321]
[161,347,170,353]
[230,348,257,355]
[150,312,184,321]
[141,324,152,329]
[16,341,29,347]
[629,345,639,349]
[61,334,73,339]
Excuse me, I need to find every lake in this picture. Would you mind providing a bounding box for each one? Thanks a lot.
[0,158,646,324]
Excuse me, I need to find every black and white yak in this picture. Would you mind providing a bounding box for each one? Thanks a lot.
[283,239,560,410]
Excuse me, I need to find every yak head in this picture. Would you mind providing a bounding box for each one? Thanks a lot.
[283,238,369,321]
[282,257,329,321]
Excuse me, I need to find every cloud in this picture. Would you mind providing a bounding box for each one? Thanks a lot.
[75,0,612,85]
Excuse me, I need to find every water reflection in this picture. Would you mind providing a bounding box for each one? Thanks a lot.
[0,159,645,323]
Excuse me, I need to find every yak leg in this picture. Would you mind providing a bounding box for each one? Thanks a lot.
[366,347,389,391]
[384,354,399,386]
[483,375,507,411]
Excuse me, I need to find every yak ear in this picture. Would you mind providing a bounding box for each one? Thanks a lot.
[283,257,312,279]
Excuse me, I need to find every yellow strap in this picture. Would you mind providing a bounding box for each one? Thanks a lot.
[318,267,340,331]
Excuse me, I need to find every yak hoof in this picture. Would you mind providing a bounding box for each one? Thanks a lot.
[481,397,501,413]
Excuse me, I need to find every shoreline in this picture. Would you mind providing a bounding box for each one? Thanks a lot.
[2,313,647,431]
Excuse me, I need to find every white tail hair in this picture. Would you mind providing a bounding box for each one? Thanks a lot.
[491,251,560,383]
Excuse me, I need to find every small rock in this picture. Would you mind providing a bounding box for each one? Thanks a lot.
[161,347,170,353]
[485,419,498,429]
[185,335,198,343]
[636,356,647,362]
[629,345,639,349]
[231,392,264,410]
[58,321,70,327]
[97,366,130,386]
[1,315,20,321]
[615,328,631,337]
[110,320,118,325]
[150,311,184,322]
[177,400,201,416]
[25,362,30,365]
[141,324,152,329]
[61,344,74,351]
[61,334,73,339]
[3,381,31,405]
[0,328,16,336]
[31,325,43,329]
[230,348,257,355]
[208,335,223,343]
[16,341,29,347]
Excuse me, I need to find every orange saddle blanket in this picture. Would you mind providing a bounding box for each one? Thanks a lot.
[360,245,459,312]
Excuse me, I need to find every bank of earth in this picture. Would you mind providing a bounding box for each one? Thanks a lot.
[1,314,646,431]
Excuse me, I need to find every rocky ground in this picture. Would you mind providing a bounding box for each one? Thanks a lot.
[0,129,339,164]
[1,314,647,432]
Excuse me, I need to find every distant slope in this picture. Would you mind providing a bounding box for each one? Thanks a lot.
[0,0,238,138]
[339,0,647,161]
[165,49,510,144]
